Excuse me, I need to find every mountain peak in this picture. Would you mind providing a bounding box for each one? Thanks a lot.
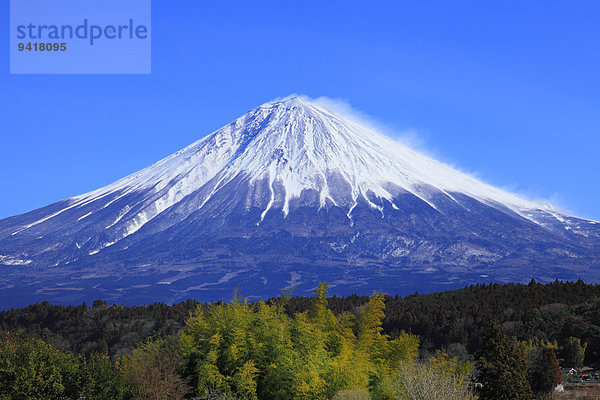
[269,95,312,106]
[14,95,562,242]
[258,96,332,123]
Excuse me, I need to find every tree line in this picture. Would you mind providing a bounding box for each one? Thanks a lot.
[2,283,475,399]
[1,279,599,399]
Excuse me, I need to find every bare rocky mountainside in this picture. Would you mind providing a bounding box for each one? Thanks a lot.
[1,97,598,308]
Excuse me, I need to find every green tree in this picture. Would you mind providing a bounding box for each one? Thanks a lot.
[476,323,532,400]
[82,352,131,400]
[0,332,82,400]
[560,336,587,368]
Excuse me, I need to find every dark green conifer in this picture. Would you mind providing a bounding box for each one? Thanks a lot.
[476,322,532,400]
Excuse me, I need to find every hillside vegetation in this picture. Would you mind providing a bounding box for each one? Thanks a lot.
[1,280,599,399]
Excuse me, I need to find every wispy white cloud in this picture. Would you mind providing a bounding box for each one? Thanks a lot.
[303,95,431,153]
[264,94,592,218]
[295,95,569,212]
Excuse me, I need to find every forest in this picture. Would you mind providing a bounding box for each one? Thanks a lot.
[1,280,599,399]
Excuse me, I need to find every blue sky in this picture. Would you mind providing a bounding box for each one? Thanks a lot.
[1,1,599,220]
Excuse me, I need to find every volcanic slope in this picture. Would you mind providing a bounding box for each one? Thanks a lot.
[0,97,598,307]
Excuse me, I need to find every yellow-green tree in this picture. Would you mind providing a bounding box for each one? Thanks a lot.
[0,332,82,400]
[560,336,587,368]
[428,350,473,383]
[180,284,420,400]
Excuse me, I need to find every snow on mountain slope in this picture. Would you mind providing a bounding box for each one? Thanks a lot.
[8,97,567,247]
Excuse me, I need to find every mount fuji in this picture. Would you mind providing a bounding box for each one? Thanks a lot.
[1,96,598,308]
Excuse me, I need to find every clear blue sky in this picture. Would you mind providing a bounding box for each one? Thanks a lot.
[1,1,599,220]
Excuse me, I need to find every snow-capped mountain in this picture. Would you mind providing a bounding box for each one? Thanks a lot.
[0,97,598,308]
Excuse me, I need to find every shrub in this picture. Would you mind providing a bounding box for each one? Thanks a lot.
[388,362,476,400]
[332,388,372,400]
[122,336,189,400]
